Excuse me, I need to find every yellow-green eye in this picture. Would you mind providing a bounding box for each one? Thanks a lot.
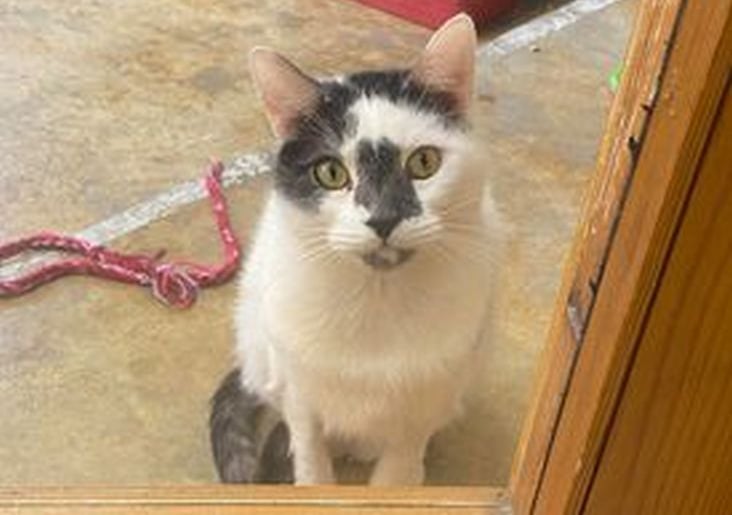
[406,146,442,180]
[312,158,350,190]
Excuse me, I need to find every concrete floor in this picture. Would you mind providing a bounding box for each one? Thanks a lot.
[0,0,634,485]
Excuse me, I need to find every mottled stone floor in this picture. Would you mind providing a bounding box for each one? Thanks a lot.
[0,0,634,485]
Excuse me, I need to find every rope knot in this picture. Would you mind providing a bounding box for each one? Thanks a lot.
[87,245,107,263]
[150,263,199,309]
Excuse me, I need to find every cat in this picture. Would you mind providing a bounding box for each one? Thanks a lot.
[210,13,505,485]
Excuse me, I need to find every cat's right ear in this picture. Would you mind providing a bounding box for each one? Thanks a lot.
[249,47,320,139]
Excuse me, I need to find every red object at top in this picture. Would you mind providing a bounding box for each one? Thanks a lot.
[353,0,518,29]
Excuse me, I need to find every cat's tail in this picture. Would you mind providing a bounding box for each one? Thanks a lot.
[209,368,293,483]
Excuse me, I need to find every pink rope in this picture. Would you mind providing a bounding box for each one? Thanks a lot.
[0,160,241,309]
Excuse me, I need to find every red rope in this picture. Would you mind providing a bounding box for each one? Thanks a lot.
[0,160,241,309]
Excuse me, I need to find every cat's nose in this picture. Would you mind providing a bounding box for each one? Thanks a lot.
[366,216,400,241]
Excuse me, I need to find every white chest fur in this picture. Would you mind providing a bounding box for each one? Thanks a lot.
[235,192,500,452]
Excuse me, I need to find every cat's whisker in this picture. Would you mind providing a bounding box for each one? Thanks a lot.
[297,239,338,263]
[398,228,440,247]
[438,195,484,216]
[298,236,331,251]
[447,226,488,238]
[409,220,443,234]
[430,241,483,268]
[328,230,365,242]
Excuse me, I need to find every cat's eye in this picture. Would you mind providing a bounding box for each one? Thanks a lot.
[405,146,442,180]
[312,158,350,190]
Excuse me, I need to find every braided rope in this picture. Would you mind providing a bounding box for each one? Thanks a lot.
[0,160,241,308]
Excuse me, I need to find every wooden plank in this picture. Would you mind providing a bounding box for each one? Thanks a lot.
[508,1,684,512]
[583,78,732,515]
[0,486,508,515]
[531,0,732,513]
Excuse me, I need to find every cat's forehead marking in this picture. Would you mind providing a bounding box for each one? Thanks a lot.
[354,138,421,223]
[342,71,461,148]
[273,70,463,210]
[354,138,401,209]
[317,71,461,147]
[346,96,438,152]
[345,70,461,124]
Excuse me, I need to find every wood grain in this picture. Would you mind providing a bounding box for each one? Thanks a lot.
[508,1,684,512]
[583,77,732,515]
[0,486,508,514]
[531,0,732,513]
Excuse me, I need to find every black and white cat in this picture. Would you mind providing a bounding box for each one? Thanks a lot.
[210,14,505,485]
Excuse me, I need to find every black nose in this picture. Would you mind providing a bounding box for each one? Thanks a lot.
[366,216,401,241]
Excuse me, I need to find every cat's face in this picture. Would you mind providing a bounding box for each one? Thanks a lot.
[251,15,479,270]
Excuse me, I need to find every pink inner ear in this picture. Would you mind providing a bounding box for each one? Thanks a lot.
[249,48,320,139]
[263,99,299,139]
[412,14,477,111]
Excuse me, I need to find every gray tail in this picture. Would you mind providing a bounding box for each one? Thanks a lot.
[209,368,293,483]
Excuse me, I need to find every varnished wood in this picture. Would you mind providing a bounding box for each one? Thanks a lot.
[0,486,508,514]
[531,0,732,513]
[509,1,685,512]
[583,76,732,515]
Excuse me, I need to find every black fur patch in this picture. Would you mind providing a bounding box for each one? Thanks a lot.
[348,70,462,125]
[273,70,462,209]
[258,422,293,484]
[209,369,261,483]
[209,369,293,483]
[356,138,421,240]
[272,80,358,209]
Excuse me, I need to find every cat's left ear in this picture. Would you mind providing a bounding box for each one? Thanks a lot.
[249,47,320,139]
[412,13,477,113]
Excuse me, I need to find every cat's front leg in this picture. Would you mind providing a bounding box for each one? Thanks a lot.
[283,390,334,484]
[370,434,430,486]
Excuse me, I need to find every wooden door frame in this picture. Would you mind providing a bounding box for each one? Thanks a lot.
[508,0,690,510]
[2,1,730,513]
[513,0,732,513]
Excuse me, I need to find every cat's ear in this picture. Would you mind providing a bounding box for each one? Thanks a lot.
[249,47,320,138]
[412,13,477,112]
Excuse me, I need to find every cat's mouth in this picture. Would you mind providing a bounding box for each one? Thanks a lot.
[361,246,415,270]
